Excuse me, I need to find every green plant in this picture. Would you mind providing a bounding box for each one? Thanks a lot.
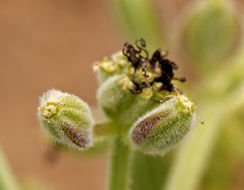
[1,0,243,190]
[37,39,196,190]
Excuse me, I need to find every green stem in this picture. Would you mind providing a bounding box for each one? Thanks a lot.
[0,147,19,190]
[107,135,130,190]
[130,150,170,190]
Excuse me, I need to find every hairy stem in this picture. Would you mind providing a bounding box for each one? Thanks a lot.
[0,147,19,190]
[107,135,130,190]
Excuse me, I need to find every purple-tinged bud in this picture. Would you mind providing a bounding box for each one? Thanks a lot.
[129,95,196,155]
[38,89,94,150]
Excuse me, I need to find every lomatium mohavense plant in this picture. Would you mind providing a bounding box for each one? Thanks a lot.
[38,39,196,190]
[1,0,244,190]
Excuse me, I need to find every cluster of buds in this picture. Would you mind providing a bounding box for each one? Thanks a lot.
[38,39,196,155]
[94,39,185,96]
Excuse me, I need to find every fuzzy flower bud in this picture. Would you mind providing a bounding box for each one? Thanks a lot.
[97,75,134,119]
[38,89,94,150]
[129,95,196,155]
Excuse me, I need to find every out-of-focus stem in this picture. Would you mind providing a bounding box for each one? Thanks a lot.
[107,135,130,190]
[130,150,169,190]
[164,86,244,190]
[0,147,19,190]
[109,0,164,51]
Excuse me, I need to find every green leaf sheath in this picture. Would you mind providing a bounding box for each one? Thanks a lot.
[0,147,19,190]
[164,106,220,190]
[107,135,130,190]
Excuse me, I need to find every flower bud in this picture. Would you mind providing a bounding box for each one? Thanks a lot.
[38,89,94,150]
[97,74,135,119]
[182,1,239,68]
[93,52,130,84]
[129,95,196,155]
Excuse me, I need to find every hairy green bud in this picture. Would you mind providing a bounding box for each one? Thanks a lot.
[38,89,94,150]
[97,75,135,119]
[129,95,196,155]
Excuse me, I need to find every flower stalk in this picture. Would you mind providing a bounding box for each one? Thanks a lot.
[0,147,19,190]
[107,135,130,190]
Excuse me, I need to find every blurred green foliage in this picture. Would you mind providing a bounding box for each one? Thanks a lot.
[183,1,239,71]
[110,0,165,50]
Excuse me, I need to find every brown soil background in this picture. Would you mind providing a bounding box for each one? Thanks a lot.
[0,0,243,189]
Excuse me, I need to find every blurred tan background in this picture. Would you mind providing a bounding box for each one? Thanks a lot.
[0,0,243,189]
